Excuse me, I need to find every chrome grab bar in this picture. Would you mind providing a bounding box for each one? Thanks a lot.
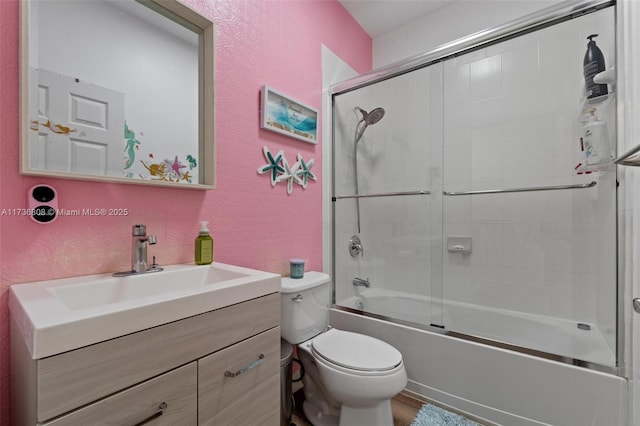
[334,182,596,199]
[443,181,597,196]
[614,144,640,166]
[333,190,431,200]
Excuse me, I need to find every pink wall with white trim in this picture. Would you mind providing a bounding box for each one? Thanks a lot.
[0,0,371,421]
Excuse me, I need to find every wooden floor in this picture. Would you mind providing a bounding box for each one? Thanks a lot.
[391,393,425,426]
[290,391,423,426]
[290,390,492,426]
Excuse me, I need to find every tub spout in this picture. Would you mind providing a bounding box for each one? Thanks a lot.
[353,277,370,288]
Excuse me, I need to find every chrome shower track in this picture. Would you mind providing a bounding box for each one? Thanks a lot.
[329,0,614,96]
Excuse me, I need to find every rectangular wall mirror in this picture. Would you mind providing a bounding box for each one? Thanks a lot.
[20,0,215,189]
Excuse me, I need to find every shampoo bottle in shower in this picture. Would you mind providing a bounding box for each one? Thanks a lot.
[582,109,611,166]
[583,34,608,99]
[195,221,213,265]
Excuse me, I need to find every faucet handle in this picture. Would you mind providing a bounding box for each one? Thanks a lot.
[132,224,147,236]
[349,235,363,257]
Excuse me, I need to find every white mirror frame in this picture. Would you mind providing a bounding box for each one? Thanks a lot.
[20,0,216,189]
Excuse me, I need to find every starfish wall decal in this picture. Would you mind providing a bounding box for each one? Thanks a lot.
[257,146,316,192]
[257,146,285,186]
[276,155,303,194]
[294,153,316,188]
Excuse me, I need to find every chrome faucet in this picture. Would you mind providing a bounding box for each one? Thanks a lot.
[353,277,370,288]
[113,224,163,276]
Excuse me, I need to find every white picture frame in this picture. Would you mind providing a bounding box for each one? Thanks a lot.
[260,85,318,144]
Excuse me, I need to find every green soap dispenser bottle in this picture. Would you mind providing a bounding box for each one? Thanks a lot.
[195,221,213,265]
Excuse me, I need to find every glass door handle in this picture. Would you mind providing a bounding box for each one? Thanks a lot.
[633,298,640,314]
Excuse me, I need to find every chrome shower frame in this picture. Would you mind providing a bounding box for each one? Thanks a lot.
[329,0,624,377]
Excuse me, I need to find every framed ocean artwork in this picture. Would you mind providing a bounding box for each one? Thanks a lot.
[260,86,318,144]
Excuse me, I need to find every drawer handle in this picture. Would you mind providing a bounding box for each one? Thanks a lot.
[224,354,265,377]
[133,402,168,426]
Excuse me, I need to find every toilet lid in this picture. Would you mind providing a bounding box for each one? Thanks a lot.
[311,329,402,371]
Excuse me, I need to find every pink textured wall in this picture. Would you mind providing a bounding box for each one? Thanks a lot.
[0,0,371,422]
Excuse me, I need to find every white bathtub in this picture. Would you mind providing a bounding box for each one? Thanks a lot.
[339,288,615,367]
[329,299,627,426]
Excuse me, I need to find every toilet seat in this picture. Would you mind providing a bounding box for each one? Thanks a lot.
[310,329,402,374]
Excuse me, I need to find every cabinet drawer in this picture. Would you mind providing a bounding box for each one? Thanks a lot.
[42,362,197,426]
[198,327,280,426]
[37,293,279,421]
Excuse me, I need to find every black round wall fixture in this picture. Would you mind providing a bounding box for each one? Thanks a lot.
[28,184,58,224]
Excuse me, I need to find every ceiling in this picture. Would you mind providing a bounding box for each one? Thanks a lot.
[339,0,452,38]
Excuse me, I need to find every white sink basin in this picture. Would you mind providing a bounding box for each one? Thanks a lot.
[51,266,247,310]
[9,262,281,359]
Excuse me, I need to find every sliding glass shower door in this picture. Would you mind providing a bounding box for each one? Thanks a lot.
[332,65,444,328]
[331,3,617,369]
[440,6,616,367]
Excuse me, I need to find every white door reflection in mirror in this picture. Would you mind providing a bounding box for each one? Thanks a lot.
[31,69,124,176]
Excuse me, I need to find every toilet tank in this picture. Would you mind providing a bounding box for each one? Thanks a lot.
[280,271,331,344]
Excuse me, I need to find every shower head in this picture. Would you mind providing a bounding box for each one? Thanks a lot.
[353,106,385,233]
[357,107,386,126]
[355,106,385,145]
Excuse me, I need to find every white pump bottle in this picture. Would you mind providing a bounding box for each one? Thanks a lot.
[582,109,611,166]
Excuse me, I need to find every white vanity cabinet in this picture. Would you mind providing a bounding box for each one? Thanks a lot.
[11,292,280,426]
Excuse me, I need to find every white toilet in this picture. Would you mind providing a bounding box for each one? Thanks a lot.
[281,272,407,426]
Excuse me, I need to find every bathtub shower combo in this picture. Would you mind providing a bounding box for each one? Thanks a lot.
[330,1,626,424]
